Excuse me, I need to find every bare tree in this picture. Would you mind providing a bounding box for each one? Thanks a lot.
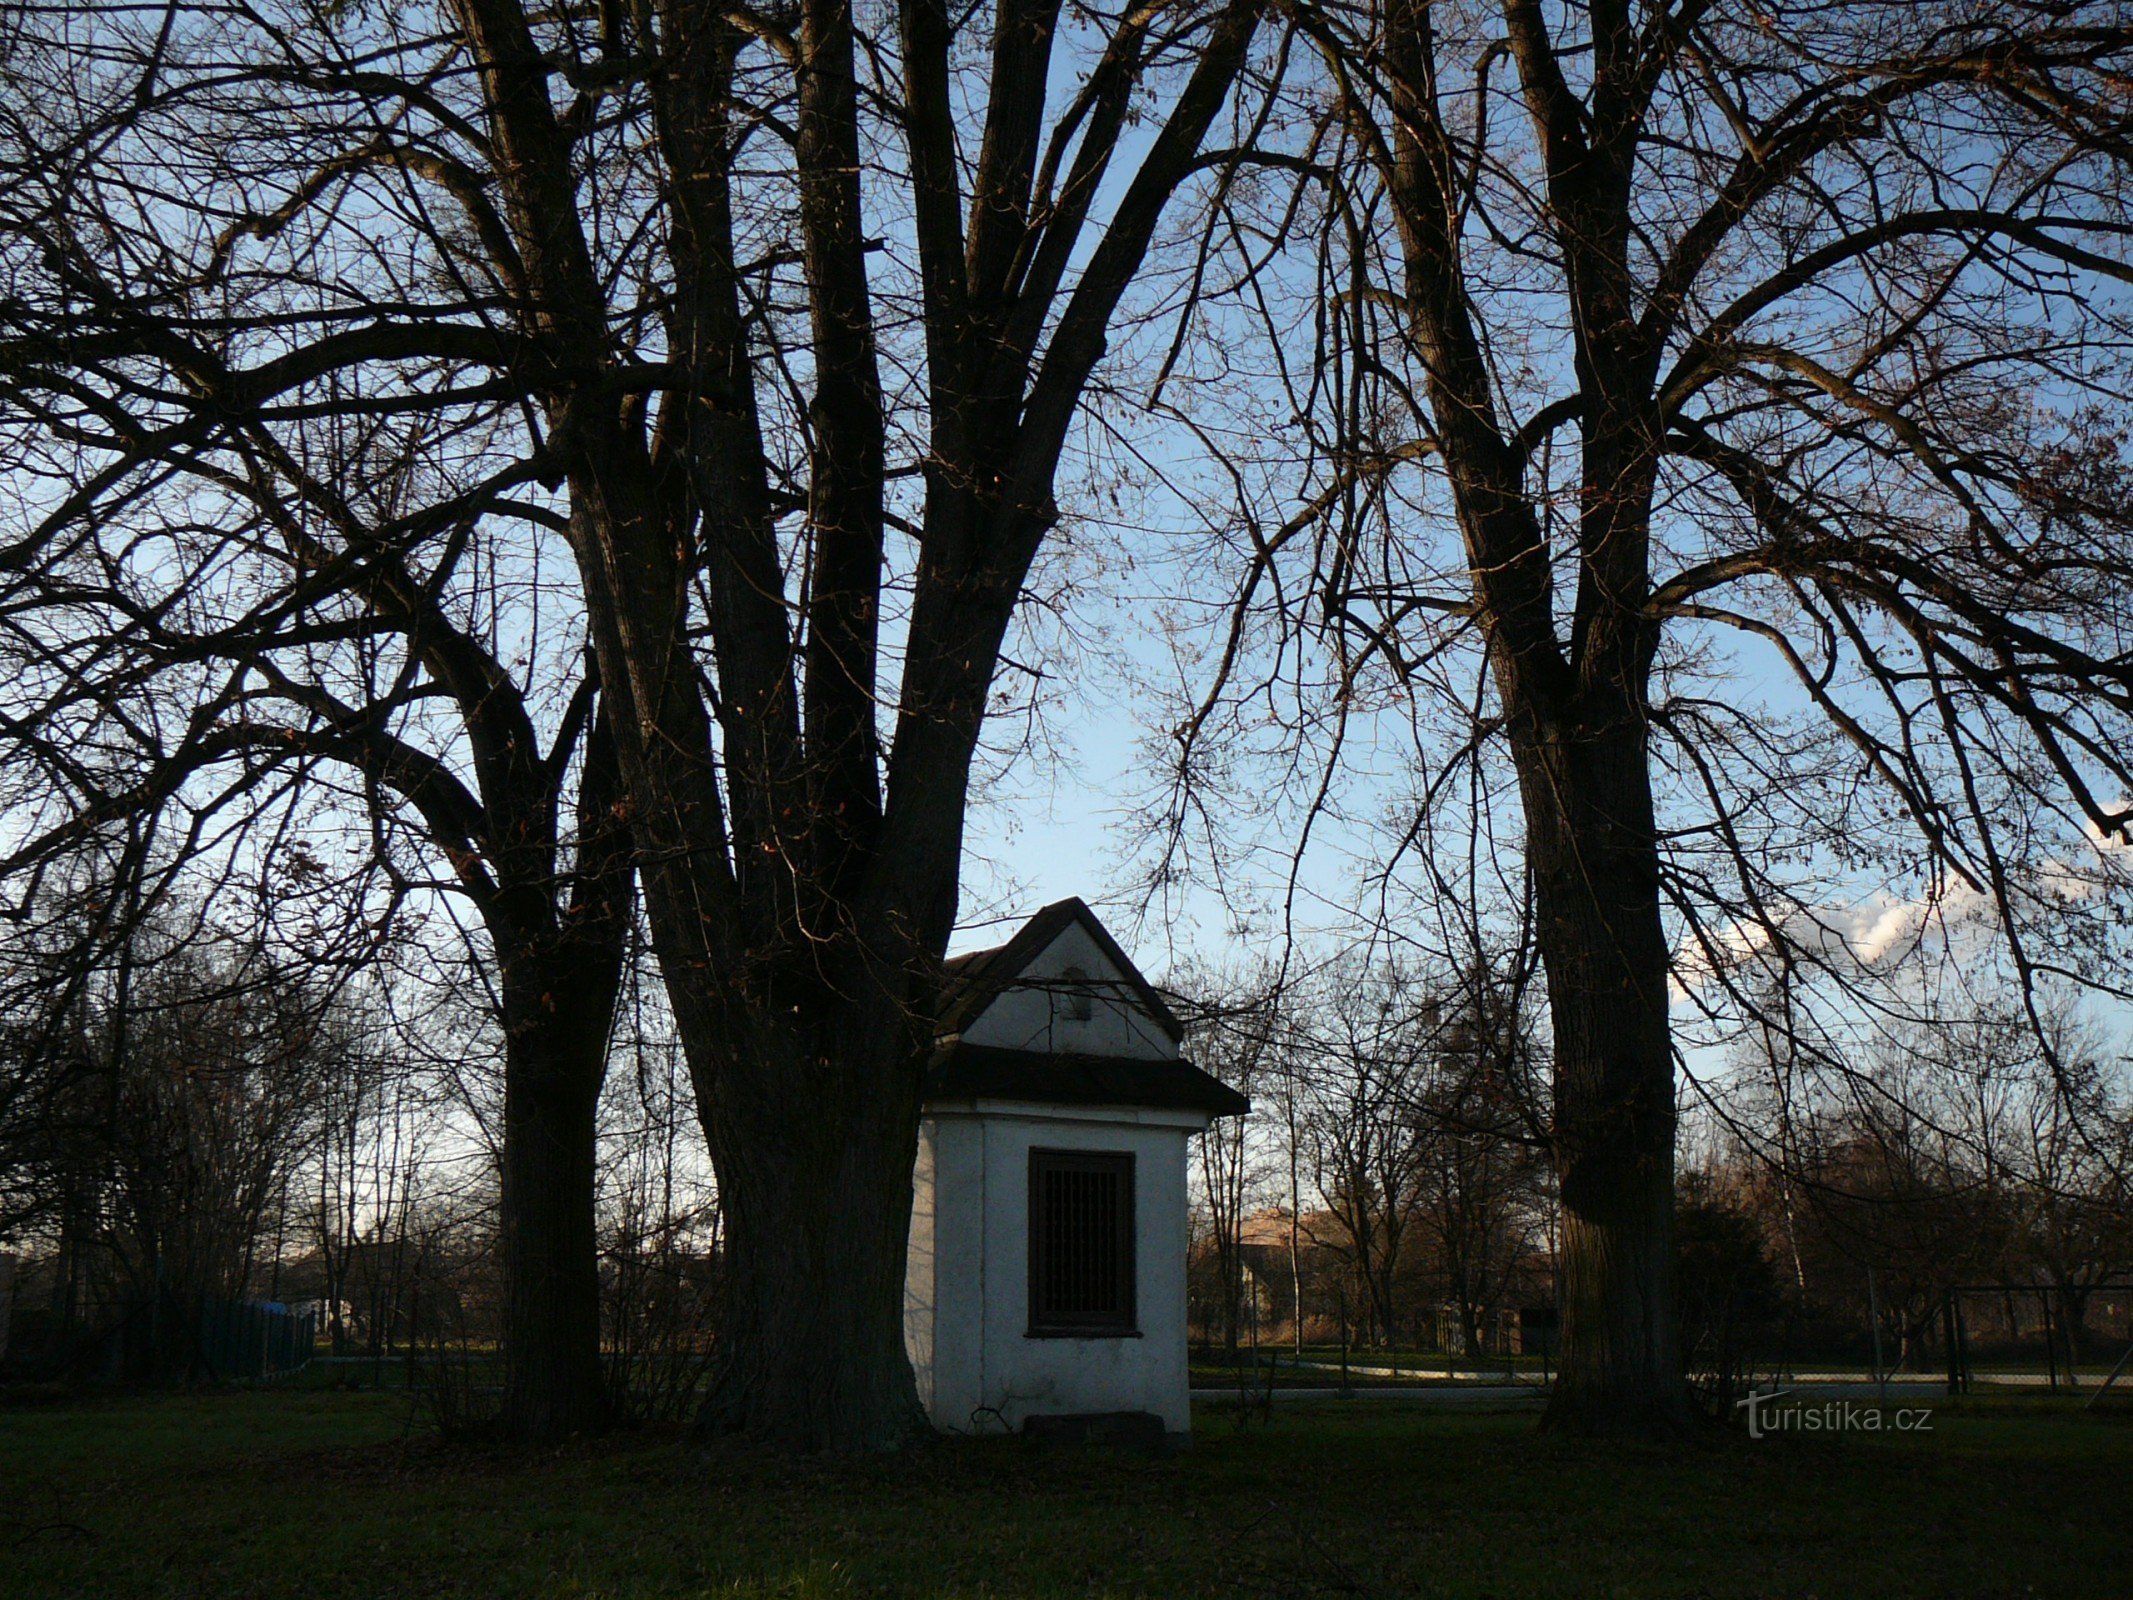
[2014,1051,2133,1361]
[0,272,633,1438]
[1407,971,1551,1361]
[1288,960,1438,1349]
[0,899,348,1379]
[1151,0,2133,1432]
[1179,963,1285,1356]
[596,932,721,1422]
[0,0,1264,1447]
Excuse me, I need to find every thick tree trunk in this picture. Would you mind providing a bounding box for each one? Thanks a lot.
[497,962,619,1440]
[1515,716,1694,1437]
[683,993,931,1452]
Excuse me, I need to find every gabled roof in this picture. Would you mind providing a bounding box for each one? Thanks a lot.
[936,897,1185,1043]
[926,1043,1249,1117]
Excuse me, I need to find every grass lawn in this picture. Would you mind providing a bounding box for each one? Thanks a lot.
[1,1387,2125,1598]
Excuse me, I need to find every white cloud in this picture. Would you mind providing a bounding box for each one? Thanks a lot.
[1674,803,2133,999]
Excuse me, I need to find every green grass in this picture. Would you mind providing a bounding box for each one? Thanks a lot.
[1,1387,2125,1598]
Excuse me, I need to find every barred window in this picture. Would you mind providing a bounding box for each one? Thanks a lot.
[1027,1149,1136,1335]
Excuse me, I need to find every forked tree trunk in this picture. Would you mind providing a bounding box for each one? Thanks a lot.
[1514,714,1694,1436]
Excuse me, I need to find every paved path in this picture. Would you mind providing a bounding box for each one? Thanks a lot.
[1190,1379,1979,1403]
[1191,1384,1545,1404]
[1278,1358,2077,1387]
[1215,1356,2097,1398]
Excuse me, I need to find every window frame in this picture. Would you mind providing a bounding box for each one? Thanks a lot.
[1025,1147,1138,1338]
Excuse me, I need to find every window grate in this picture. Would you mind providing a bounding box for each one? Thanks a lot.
[1027,1149,1135,1335]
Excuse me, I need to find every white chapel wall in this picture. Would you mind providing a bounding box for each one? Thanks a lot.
[908,1104,1201,1438]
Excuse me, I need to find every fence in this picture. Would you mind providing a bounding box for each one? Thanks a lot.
[193,1298,318,1382]
[1943,1284,2133,1400]
[1,1289,317,1384]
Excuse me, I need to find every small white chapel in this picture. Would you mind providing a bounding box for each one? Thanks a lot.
[904,898,1247,1444]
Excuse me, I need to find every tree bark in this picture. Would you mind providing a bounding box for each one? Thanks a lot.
[490,701,631,1442]
[688,1021,930,1450]
[497,965,617,1439]
[1515,715,1692,1435]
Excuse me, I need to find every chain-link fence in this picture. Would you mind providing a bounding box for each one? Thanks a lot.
[1944,1284,2133,1401]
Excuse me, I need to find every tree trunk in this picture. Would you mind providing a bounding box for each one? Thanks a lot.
[1379,1242,1407,1352]
[2059,1284,2089,1366]
[1516,716,1693,1436]
[497,962,618,1440]
[1213,1223,1242,1360]
[685,1000,930,1452]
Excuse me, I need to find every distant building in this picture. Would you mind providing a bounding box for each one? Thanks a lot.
[905,899,1247,1443]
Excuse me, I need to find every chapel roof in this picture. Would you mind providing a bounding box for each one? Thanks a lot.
[924,1042,1249,1117]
